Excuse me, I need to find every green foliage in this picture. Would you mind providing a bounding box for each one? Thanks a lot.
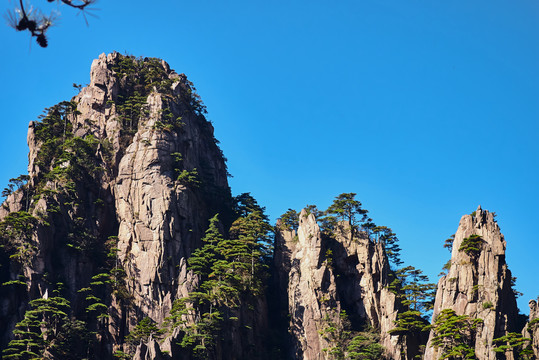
[389,266,436,320]
[389,310,430,336]
[444,234,455,253]
[2,279,26,287]
[347,328,385,360]
[528,317,539,333]
[233,193,269,220]
[2,175,30,199]
[324,193,368,237]
[111,55,175,95]
[115,91,149,131]
[325,249,334,267]
[430,309,483,360]
[52,318,97,360]
[511,276,523,298]
[177,168,201,187]
[0,211,39,265]
[126,317,164,345]
[482,301,493,310]
[34,101,78,171]
[168,195,272,359]
[319,310,385,360]
[304,204,323,219]
[1,284,95,360]
[78,272,112,323]
[372,225,402,267]
[493,332,533,359]
[65,215,98,254]
[306,193,403,268]
[458,234,483,258]
[277,208,299,231]
[319,310,351,359]
[58,134,102,179]
[113,350,133,359]
[439,260,452,276]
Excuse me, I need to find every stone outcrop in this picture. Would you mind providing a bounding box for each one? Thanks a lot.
[274,210,404,360]
[0,53,231,356]
[524,298,539,358]
[424,206,520,360]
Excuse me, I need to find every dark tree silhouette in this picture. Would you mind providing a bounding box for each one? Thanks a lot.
[6,0,96,48]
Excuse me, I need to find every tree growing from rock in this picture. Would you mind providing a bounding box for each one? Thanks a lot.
[324,193,368,239]
[493,332,533,359]
[168,194,273,359]
[277,208,299,231]
[430,309,483,360]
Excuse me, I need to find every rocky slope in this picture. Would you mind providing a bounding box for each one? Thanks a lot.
[424,206,520,360]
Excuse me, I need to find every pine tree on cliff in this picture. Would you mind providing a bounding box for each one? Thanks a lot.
[325,193,368,237]
[277,208,299,231]
[2,284,94,360]
[167,193,272,359]
[430,309,483,359]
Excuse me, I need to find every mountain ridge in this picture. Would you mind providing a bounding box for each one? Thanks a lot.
[0,53,536,360]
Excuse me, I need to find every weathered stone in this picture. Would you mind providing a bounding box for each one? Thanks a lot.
[0,52,231,356]
[424,206,520,360]
[523,298,539,358]
[274,210,404,360]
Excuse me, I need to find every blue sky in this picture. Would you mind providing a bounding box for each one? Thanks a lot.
[1,0,538,313]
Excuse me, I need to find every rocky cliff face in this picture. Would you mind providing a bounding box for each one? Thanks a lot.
[424,206,520,360]
[0,53,232,357]
[274,210,404,360]
[524,298,539,358]
[0,53,534,360]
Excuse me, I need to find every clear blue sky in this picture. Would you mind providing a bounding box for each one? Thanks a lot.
[1,0,538,313]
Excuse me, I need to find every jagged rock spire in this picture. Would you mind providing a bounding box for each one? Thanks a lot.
[424,207,519,360]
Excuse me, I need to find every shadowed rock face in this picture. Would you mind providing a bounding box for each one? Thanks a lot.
[274,210,405,360]
[424,206,519,360]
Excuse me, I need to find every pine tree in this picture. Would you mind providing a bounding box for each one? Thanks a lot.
[430,309,483,360]
[493,332,533,359]
[325,193,368,237]
[126,317,164,346]
[372,225,402,267]
[277,209,299,231]
[169,194,273,359]
[2,284,72,360]
[346,328,384,360]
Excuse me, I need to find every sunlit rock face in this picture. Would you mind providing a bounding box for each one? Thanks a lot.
[424,206,520,360]
[523,298,539,358]
[274,210,405,360]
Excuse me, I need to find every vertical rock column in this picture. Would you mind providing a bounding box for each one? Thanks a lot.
[524,299,539,358]
[424,206,519,360]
